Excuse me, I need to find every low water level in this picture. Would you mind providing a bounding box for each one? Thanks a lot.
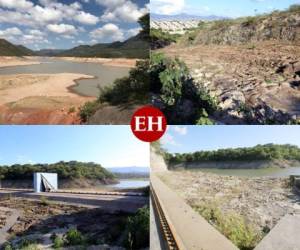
[109,179,149,189]
[0,58,130,96]
[194,167,300,177]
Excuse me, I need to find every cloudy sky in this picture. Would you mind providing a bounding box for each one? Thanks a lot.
[0,126,149,168]
[0,0,148,50]
[150,0,300,17]
[161,126,300,154]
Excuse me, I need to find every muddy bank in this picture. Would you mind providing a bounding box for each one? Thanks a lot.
[170,159,300,169]
[60,57,137,68]
[158,170,300,234]
[0,56,40,68]
[0,73,96,124]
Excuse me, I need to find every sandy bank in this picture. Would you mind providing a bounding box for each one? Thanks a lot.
[0,73,95,124]
[59,57,137,68]
[0,73,93,105]
[0,56,40,68]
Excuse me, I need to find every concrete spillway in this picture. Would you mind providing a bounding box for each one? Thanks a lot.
[151,174,238,250]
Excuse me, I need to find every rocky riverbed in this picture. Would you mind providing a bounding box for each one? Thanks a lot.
[161,41,300,124]
[158,170,300,233]
[0,197,131,249]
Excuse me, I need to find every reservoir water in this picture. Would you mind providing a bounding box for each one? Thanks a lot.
[0,58,130,97]
[194,167,300,177]
[109,179,149,189]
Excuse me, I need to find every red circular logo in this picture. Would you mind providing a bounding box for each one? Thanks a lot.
[131,106,167,142]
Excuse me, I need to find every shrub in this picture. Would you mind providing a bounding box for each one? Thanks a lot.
[20,244,40,250]
[65,229,86,246]
[288,4,300,12]
[40,196,49,206]
[124,206,149,250]
[68,107,76,113]
[4,244,13,250]
[150,53,218,124]
[79,101,99,122]
[195,203,260,250]
[53,236,64,249]
[99,60,149,105]
[150,29,180,47]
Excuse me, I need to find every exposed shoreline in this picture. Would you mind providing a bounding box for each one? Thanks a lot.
[59,56,137,68]
[0,73,96,124]
[170,159,300,170]
[0,56,41,68]
[159,170,300,240]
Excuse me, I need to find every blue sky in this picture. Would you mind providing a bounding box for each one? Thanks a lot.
[0,126,149,168]
[0,0,148,50]
[150,0,300,17]
[162,126,300,154]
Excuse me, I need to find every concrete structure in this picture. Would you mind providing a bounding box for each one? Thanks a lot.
[33,173,57,193]
[151,174,238,250]
[254,214,300,250]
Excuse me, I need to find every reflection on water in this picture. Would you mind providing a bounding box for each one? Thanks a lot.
[0,58,130,96]
[194,167,300,177]
[109,179,149,189]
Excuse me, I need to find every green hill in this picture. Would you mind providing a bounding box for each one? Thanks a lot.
[58,34,149,59]
[0,161,115,182]
[166,144,300,165]
[0,39,35,56]
[180,4,300,46]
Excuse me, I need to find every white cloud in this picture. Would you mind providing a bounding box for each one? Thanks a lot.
[0,0,33,10]
[90,23,124,42]
[47,23,77,35]
[150,0,185,15]
[0,0,97,27]
[29,29,43,36]
[97,0,148,23]
[126,27,141,37]
[161,133,181,146]
[75,11,99,25]
[172,126,188,135]
[0,27,22,36]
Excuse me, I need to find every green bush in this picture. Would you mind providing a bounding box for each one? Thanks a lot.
[20,245,40,250]
[195,203,260,250]
[79,101,99,122]
[124,206,149,250]
[150,53,218,124]
[65,229,86,246]
[150,28,181,49]
[4,244,13,250]
[99,60,149,105]
[53,236,64,249]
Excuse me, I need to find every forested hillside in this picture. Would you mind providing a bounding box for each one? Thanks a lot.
[166,144,300,164]
[0,161,115,181]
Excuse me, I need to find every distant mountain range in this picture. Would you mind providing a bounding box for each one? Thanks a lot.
[151,13,228,21]
[0,33,149,59]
